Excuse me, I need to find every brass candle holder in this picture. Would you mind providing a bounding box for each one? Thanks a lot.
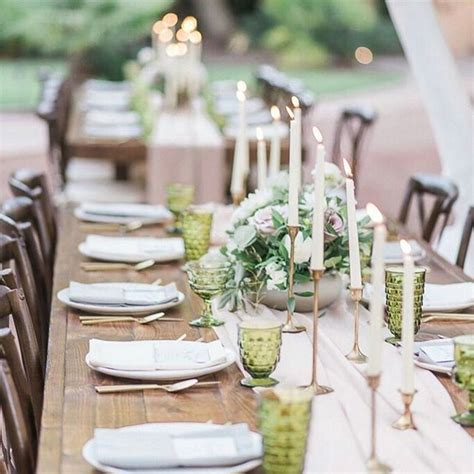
[282,225,305,334]
[304,268,334,395]
[232,191,245,207]
[345,286,367,363]
[366,374,392,473]
[392,390,417,430]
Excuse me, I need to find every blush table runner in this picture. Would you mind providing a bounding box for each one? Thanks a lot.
[213,296,473,473]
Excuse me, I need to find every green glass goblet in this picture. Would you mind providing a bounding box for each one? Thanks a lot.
[166,183,194,234]
[384,266,426,345]
[185,260,229,327]
[238,319,282,387]
[182,206,213,262]
[259,387,313,474]
[452,335,474,427]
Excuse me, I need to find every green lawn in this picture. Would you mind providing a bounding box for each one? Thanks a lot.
[0,58,401,111]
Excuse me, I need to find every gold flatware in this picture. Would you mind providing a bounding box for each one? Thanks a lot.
[80,220,143,233]
[95,379,221,394]
[81,313,166,326]
[151,277,162,285]
[80,259,155,272]
[79,314,181,322]
[422,313,474,323]
[176,333,187,341]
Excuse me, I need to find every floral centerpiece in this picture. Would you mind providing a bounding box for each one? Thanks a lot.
[219,166,372,311]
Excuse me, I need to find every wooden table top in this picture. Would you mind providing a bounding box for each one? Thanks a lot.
[36,206,473,473]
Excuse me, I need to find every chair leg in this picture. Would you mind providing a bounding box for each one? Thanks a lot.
[114,164,129,181]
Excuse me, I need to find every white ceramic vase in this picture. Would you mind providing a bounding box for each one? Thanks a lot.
[259,272,343,312]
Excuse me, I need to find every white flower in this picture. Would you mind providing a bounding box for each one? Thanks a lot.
[284,233,312,264]
[266,171,289,190]
[310,162,344,189]
[231,188,273,224]
[266,262,287,290]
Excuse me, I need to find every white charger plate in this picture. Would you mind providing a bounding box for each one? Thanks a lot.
[75,207,172,225]
[57,283,184,315]
[78,240,184,263]
[82,422,262,474]
[85,348,236,381]
[414,358,452,375]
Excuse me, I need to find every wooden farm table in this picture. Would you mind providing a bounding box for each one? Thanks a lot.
[36,206,473,472]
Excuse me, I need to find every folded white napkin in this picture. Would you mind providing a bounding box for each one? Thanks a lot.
[94,423,262,470]
[83,235,184,261]
[84,124,142,139]
[80,202,171,219]
[69,282,178,306]
[88,339,228,371]
[85,110,140,127]
[364,282,474,311]
[414,339,454,369]
[384,240,425,262]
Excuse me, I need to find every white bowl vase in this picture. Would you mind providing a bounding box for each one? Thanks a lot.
[260,272,343,313]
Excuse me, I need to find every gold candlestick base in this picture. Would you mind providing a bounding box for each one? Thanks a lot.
[232,192,245,207]
[366,374,392,473]
[301,269,334,395]
[392,390,417,430]
[282,225,306,334]
[346,286,367,364]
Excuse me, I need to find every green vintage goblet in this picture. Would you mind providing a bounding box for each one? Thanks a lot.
[182,206,213,262]
[238,319,282,387]
[259,387,313,474]
[384,266,426,344]
[452,335,474,427]
[166,183,194,233]
[185,260,229,327]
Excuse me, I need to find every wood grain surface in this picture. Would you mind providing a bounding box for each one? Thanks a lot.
[36,206,473,473]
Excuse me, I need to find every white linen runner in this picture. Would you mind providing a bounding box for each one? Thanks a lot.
[213,296,473,473]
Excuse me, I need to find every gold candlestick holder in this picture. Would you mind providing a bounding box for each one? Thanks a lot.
[282,225,305,334]
[232,191,245,207]
[392,390,417,430]
[345,286,367,363]
[366,374,392,473]
[303,268,334,395]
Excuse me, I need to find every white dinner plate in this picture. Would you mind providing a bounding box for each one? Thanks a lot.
[74,207,172,225]
[57,283,184,315]
[85,348,236,381]
[78,240,184,263]
[413,358,452,375]
[82,422,262,474]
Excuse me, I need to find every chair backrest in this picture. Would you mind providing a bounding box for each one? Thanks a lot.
[0,359,36,474]
[456,206,474,269]
[8,175,55,267]
[0,327,38,441]
[0,285,44,425]
[0,212,51,307]
[331,106,378,189]
[9,169,57,249]
[0,234,48,362]
[399,173,460,243]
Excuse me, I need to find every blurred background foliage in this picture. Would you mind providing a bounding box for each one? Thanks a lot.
[0,0,399,77]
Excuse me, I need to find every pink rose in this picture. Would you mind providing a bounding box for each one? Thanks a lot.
[324,209,344,242]
[249,204,288,235]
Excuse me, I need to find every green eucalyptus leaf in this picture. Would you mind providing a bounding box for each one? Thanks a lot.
[295,291,313,297]
[233,225,257,251]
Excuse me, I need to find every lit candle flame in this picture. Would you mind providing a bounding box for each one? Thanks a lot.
[181,15,197,33]
[343,158,352,178]
[256,127,264,141]
[163,12,178,27]
[312,126,323,144]
[159,29,173,43]
[176,29,189,42]
[400,239,412,255]
[291,96,300,108]
[236,90,246,102]
[366,203,384,224]
[270,105,280,121]
[237,80,247,93]
[286,106,294,120]
[189,30,202,44]
[153,20,166,34]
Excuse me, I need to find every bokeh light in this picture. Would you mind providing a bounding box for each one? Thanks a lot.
[355,46,374,65]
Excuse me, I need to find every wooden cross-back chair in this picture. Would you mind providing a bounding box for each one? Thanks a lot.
[0,213,51,308]
[398,173,459,243]
[0,358,36,474]
[331,106,377,189]
[8,169,57,265]
[0,235,48,364]
[456,206,474,270]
